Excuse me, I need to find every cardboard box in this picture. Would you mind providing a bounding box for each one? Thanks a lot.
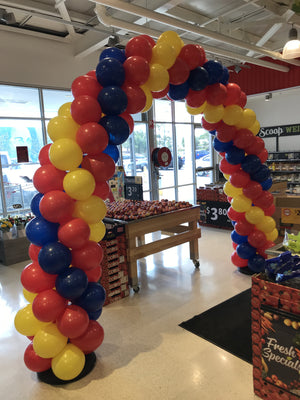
[281,208,300,224]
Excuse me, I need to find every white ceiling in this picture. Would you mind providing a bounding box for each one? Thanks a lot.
[1,0,300,73]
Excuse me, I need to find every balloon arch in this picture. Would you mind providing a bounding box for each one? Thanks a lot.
[14,30,277,382]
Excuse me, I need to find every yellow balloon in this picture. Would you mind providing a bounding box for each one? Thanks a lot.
[145,63,169,92]
[265,228,278,242]
[49,138,83,171]
[223,105,243,126]
[151,42,177,69]
[89,221,106,242]
[157,30,183,56]
[256,216,276,233]
[203,104,224,123]
[245,206,265,225]
[51,344,85,381]
[186,102,207,115]
[140,85,153,113]
[73,195,107,224]
[223,173,230,181]
[58,102,72,117]
[63,169,96,201]
[249,120,261,136]
[14,304,48,336]
[33,323,68,359]
[47,116,79,142]
[23,288,37,303]
[223,181,243,198]
[231,194,252,213]
[236,108,256,129]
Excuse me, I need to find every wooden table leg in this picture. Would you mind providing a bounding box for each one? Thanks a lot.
[189,221,200,267]
[126,235,140,291]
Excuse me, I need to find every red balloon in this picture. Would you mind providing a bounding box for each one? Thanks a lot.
[185,88,206,108]
[235,219,255,236]
[120,112,134,134]
[216,122,237,142]
[253,191,274,209]
[244,136,265,156]
[257,240,275,259]
[71,95,102,125]
[21,262,57,293]
[71,241,103,271]
[178,44,206,69]
[28,244,42,262]
[58,218,90,250]
[248,230,267,249]
[122,83,146,114]
[168,57,190,85]
[264,203,275,216]
[32,289,68,322]
[231,251,248,267]
[224,83,241,106]
[76,122,109,155]
[70,320,104,354]
[230,170,250,188]
[38,144,51,165]
[227,206,245,222]
[81,153,115,182]
[33,164,66,194]
[151,85,169,99]
[125,36,152,62]
[39,190,74,223]
[85,70,97,79]
[258,148,268,164]
[85,265,102,282]
[237,91,247,108]
[219,158,241,175]
[93,181,110,200]
[242,181,263,200]
[57,305,90,339]
[232,242,238,250]
[123,56,150,86]
[233,129,255,149]
[139,34,156,47]
[201,117,221,131]
[24,343,52,372]
[206,83,227,106]
[71,75,102,99]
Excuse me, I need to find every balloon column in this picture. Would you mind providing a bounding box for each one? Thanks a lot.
[14,30,276,382]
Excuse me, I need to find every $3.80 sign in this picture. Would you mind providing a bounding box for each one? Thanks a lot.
[201,200,231,228]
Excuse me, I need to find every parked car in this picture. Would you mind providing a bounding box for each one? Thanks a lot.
[196,154,211,176]
[122,153,148,175]
[160,155,184,170]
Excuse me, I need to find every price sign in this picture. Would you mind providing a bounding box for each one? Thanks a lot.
[199,200,231,228]
[124,176,143,200]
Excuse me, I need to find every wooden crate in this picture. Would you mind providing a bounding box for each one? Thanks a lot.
[0,237,30,265]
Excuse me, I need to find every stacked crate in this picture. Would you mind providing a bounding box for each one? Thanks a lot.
[100,223,130,306]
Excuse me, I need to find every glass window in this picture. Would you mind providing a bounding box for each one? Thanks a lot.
[195,126,214,187]
[155,123,175,189]
[43,89,73,119]
[0,85,41,118]
[178,185,194,204]
[174,101,191,123]
[159,187,175,201]
[154,99,172,122]
[176,124,193,186]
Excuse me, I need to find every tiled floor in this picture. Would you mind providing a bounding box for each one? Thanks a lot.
[0,226,260,400]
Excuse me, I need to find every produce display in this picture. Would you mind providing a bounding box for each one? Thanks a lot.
[106,199,192,220]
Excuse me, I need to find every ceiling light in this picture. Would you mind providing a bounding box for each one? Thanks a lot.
[282,27,300,59]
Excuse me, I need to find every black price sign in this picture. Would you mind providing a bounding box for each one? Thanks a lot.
[124,177,143,201]
[199,200,231,228]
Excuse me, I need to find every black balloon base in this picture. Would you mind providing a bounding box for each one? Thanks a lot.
[37,352,96,386]
[238,266,255,276]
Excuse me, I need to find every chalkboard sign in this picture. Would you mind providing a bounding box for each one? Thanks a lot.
[124,176,143,201]
[199,200,231,228]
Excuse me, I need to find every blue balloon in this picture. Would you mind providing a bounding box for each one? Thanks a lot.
[88,308,103,320]
[260,178,273,191]
[25,217,59,247]
[241,155,261,174]
[103,144,120,163]
[99,47,126,63]
[38,242,72,275]
[100,115,130,145]
[187,67,209,91]
[220,67,229,85]
[248,254,266,273]
[96,57,125,87]
[213,137,233,153]
[203,60,224,84]
[225,146,245,165]
[56,268,88,301]
[30,193,43,217]
[97,86,128,116]
[168,81,189,100]
[236,242,256,259]
[251,165,271,183]
[209,130,216,135]
[231,230,248,244]
[74,282,106,313]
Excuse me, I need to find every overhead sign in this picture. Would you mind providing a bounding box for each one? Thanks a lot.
[258,123,300,138]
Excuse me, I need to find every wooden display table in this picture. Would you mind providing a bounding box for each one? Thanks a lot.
[105,206,201,292]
